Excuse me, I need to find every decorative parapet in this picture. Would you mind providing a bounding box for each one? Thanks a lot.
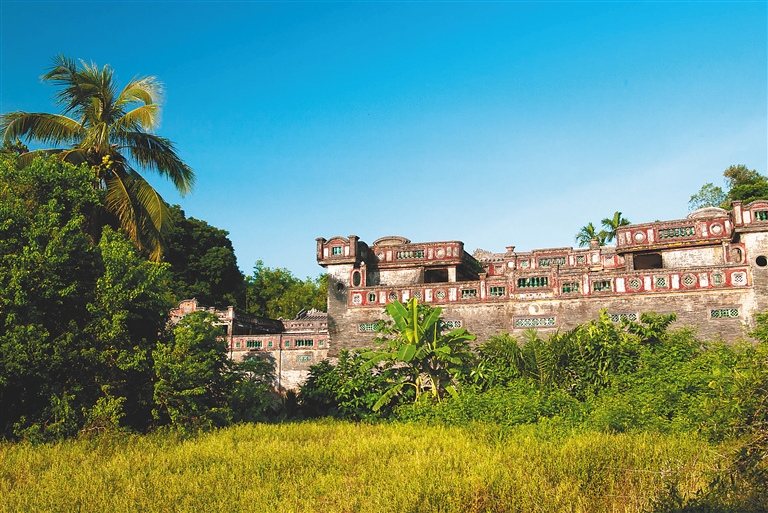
[344,266,752,307]
[616,212,732,253]
[733,200,768,231]
[371,239,466,268]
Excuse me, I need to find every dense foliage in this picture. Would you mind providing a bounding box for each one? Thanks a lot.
[0,156,276,439]
[244,260,327,319]
[164,205,246,309]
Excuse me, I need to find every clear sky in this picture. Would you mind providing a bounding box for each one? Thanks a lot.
[2,1,766,279]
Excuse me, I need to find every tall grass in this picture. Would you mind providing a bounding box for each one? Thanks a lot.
[0,421,723,513]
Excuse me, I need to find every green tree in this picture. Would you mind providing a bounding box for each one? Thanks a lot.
[724,164,768,206]
[688,165,767,211]
[164,205,246,309]
[245,261,326,319]
[364,299,476,410]
[688,183,728,211]
[600,211,631,244]
[0,155,101,439]
[0,155,171,439]
[1,55,195,261]
[574,222,607,247]
[85,227,173,430]
[152,312,233,429]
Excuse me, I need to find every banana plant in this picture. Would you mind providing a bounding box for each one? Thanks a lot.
[363,299,476,411]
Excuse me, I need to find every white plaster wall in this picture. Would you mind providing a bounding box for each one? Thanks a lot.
[663,247,720,268]
[378,268,422,287]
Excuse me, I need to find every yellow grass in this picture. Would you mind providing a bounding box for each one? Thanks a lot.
[0,421,722,513]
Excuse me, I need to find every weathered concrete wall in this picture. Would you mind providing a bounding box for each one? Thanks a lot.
[231,347,329,391]
[663,247,721,269]
[379,268,423,287]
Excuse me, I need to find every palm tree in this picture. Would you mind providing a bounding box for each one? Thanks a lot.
[574,222,607,247]
[601,211,631,244]
[1,55,195,260]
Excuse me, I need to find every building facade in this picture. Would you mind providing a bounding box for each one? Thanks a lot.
[170,300,329,390]
[317,201,768,354]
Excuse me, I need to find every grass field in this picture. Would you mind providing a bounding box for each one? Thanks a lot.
[0,420,729,513]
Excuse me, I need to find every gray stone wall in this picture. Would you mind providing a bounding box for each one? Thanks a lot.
[326,288,754,355]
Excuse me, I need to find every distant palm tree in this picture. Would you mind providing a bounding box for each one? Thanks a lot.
[575,222,607,247]
[1,55,195,260]
[600,211,631,244]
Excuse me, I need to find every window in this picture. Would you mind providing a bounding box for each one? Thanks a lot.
[358,323,379,332]
[655,277,668,288]
[757,256,767,267]
[562,282,579,293]
[246,340,262,348]
[711,308,739,319]
[425,269,449,283]
[284,340,290,347]
[268,341,273,348]
[352,271,362,287]
[538,257,566,267]
[318,339,324,346]
[441,320,462,330]
[517,277,548,288]
[367,292,377,303]
[461,289,477,299]
[295,339,314,347]
[515,317,556,327]
[297,356,312,362]
[489,286,506,297]
[609,313,638,323]
[396,250,424,259]
[235,341,241,348]
[331,246,342,255]
[658,227,695,239]
[634,253,662,270]
[592,280,611,292]
[755,211,768,221]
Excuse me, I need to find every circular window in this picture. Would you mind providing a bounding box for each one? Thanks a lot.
[351,270,362,287]
[633,231,646,243]
[336,282,345,293]
[757,256,767,267]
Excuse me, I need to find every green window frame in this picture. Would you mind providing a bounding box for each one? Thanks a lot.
[562,282,579,293]
[517,277,548,288]
[489,286,506,297]
[592,280,611,292]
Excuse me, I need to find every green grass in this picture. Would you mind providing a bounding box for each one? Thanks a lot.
[0,420,728,513]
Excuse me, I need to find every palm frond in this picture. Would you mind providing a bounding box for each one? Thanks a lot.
[120,132,195,195]
[113,104,161,133]
[116,76,163,108]
[105,170,140,243]
[1,112,84,146]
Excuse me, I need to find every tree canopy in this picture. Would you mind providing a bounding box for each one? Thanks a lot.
[689,164,768,211]
[164,205,246,309]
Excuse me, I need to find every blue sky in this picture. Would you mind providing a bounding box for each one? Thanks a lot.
[2,1,766,279]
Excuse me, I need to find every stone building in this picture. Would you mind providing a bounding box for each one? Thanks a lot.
[170,299,328,390]
[317,201,768,355]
